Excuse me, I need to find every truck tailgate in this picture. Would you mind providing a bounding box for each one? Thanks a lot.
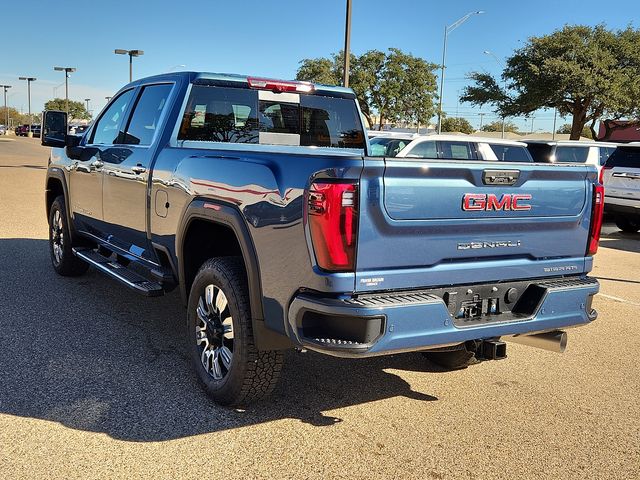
[355,159,594,292]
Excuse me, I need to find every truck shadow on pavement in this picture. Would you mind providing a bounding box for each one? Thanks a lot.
[599,230,640,254]
[0,238,439,442]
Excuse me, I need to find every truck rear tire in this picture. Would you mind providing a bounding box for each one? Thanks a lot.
[187,257,284,406]
[48,195,89,277]
[615,216,640,233]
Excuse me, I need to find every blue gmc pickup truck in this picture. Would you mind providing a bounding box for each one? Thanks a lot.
[41,72,603,405]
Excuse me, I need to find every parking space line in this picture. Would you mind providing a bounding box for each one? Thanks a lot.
[598,293,640,308]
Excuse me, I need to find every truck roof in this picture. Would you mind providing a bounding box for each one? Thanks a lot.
[122,71,355,97]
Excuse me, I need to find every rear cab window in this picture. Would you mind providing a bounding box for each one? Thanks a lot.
[178,83,365,150]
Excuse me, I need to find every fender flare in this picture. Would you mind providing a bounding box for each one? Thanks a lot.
[45,167,80,243]
[176,199,292,351]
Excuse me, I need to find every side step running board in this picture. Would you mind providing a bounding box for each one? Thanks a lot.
[73,248,164,297]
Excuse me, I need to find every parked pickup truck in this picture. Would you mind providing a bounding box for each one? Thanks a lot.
[42,72,603,406]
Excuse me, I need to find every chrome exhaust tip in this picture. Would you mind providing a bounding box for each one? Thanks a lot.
[505,330,567,353]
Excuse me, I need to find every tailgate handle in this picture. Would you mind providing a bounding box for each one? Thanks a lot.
[483,169,520,186]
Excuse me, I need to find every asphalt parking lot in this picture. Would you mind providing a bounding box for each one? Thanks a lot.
[0,136,638,479]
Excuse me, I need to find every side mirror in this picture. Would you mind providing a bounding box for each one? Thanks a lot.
[41,110,67,148]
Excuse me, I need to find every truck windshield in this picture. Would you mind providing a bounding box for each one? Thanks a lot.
[178,85,365,149]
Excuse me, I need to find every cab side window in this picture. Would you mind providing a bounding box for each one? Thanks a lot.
[405,140,437,158]
[90,90,135,145]
[439,141,475,160]
[555,146,589,163]
[122,84,173,146]
[599,147,616,166]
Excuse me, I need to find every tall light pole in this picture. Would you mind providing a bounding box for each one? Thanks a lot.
[437,11,484,134]
[85,98,90,115]
[1,85,11,134]
[18,76,36,136]
[54,66,76,116]
[483,50,507,138]
[343,0,352,88]
[114,49,144,82]
[105,96,112,103]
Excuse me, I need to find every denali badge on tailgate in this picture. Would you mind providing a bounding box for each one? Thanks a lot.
[462,193,532,211]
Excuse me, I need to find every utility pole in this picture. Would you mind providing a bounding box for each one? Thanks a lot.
[18,77,36,136]
[85,98,90,115]
[1,85,11,134]
[479,112,486,131]
[343,0,352,87]
[552,108,558,140]
[530,116,535,134]
[437,11,485,134]
[54,67,76,116]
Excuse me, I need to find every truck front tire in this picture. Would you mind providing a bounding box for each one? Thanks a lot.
[187,257,284,406]
[48,196,89,277]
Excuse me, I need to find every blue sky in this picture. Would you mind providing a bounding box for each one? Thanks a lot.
[2,0,639,131]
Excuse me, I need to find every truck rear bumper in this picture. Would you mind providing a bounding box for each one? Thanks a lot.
[287,277,599,358]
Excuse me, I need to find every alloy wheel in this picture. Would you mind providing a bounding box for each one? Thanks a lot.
[195,284,234,380]
[51,209,64,266]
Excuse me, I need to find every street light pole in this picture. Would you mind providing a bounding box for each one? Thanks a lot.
[483,50,506,138]
[54,67,76,116]
[437,11,484,134]
[115,49,144,82]
[1,85,11,134]
[343,0,352,88]
[85,98,90,117]
[18,77,36,136]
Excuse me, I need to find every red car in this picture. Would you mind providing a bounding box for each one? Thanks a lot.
[15,124,30,136]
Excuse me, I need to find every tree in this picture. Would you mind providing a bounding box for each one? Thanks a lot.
[0,106,32,126]
[44,98,91,121]
[556,123,593,139]
[297,49,438,129]
[481,120,519,133]
[462,25,640,140]
[441,117,474,134]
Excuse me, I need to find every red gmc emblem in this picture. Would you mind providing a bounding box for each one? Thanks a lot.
[462,193,532,211]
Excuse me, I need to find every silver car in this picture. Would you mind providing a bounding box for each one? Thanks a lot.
[602,145,640,233]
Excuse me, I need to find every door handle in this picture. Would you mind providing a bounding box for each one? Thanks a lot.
[131,164,146,175]
[90,159,104,169]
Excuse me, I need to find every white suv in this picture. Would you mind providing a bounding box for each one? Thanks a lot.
[394,135,533,162]
[524,140,618,178]
[602,145,640,233]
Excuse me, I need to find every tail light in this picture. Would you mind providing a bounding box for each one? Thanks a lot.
[599,165,612,184]
[307,181,358,271]
[247,77,314,93]
[587,183,605,256]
